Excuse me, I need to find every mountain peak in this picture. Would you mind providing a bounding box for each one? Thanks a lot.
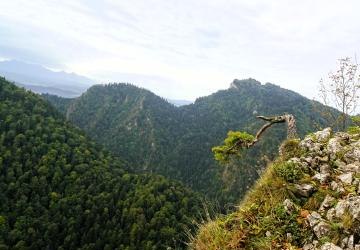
[230,78,262,89]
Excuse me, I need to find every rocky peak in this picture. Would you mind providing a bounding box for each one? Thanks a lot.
[230,78,261,89]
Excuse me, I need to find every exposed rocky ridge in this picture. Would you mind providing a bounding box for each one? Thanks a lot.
[192,128,360,250]
[294,128,360,250]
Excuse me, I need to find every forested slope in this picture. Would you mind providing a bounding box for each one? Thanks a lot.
[0,77,204,250]
[45,79,337,204]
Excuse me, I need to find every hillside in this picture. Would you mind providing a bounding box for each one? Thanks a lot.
[0,77,204,250]
[44,79,337,204]
[191,128,360,249]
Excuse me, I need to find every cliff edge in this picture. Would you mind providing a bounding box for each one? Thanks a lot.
[191,128,360,250]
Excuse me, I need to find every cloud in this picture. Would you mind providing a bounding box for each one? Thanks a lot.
[1,0,360,99]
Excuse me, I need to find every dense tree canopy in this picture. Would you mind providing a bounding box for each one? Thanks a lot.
[0,77,204,250]
[45,79,339,205]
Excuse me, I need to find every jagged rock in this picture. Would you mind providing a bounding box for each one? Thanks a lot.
[340,235,355,249]
[303,243,314,250]
[338,172,353,185]
[283,199,296,214]
[303,241,319,250]
[313,221,331,238]
[317,155,330,163]
[335,132,351,142]
[295,183,315,197]
[315,127,332,143]
[339,163,360,173]
[344,148,360,163]
[313,173,331,184]
[327,137,344,158]
[326,208,336,221]
[335,196,360,221]
[355,245,360,250]
[302,156,314,165]
[320,242,342,250]
[307,211,322,227]
[320,164,331,174]
[300,136,322,154]
[331,181,345,194]
[319,195,335,212]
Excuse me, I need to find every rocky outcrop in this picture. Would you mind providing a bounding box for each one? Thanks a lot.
[286,128,360,250]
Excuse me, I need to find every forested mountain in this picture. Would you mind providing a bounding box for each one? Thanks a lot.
[45,78,337,204]
[0,77,204,250]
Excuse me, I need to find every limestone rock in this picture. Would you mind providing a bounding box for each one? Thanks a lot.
[326,208,336,221]
[320,164,331,174]
[307,211,322,227]
[314,127,332,143]
[319,195,335,212]
[320,242,342,250]
[339,163,360,173]
[334,196,360,221]
[295,183,315,197]
[300,136,322,154]
[313,221,331,238]
[313,172,331,184]
[331,181,345,194]
[344,148,360,163]
[338,172,353,185]
[327,138,343,159]
[283,199,296,214]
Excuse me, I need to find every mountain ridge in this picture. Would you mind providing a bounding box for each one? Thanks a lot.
[44,78,339,204]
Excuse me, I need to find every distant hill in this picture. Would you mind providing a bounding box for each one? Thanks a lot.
[0,77,204,249]
[45,79,339,204]
[0,60,94,97]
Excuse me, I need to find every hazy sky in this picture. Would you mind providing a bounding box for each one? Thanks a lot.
[1,0,360,100]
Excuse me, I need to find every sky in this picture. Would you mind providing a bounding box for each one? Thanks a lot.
[1,0,360,100]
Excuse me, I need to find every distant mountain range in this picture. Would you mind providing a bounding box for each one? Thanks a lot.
[44,79,339,204]
[0,60,94,97]
[0,60,192,106]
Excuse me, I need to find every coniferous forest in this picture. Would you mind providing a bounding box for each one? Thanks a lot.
[1,2,359,249]
[45,79,338,205]
[0,77,204,250]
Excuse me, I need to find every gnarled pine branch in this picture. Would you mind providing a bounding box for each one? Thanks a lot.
[212,114,297,163]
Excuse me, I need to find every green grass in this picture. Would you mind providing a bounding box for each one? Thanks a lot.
[190,162,312,250]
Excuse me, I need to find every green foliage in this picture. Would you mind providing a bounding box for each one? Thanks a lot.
[45,79,338,205]
[273,161,303,183]
[0,78,204,249]
[191,162,312,249]
[347,116,360,135]
[279,139,301,161]
[212,131,255,163]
